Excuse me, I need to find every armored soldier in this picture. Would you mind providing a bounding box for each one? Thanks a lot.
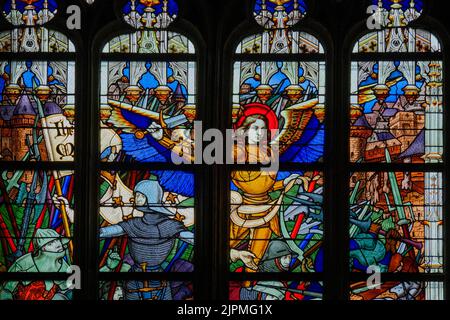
[232,241,317,300]
[0,229,72,300]
[99,180,194,300]
[258,240,298,272]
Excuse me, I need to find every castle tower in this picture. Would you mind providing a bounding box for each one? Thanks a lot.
[173,83,186,109]
[10,94,37,184]
[350,115,373,163]
[0,105,15,160]
[389,111,424,153]
[11,94,37,161]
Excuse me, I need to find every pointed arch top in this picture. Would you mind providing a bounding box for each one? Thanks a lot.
[352,0,441,53]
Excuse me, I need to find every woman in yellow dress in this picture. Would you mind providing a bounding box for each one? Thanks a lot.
[230,103,309,273]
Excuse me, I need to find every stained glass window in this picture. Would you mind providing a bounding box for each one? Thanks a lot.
[228,0,325,301]
[230,171,324,274]
[348,0,444,301]
[99,281,193,301]
[350,281,444,300]
[100,1,196,164]
[0,0,76,301]
[350,1,443,164]
[0,0,447,303]
[98,0,196,301]
[232,1,325,164]
[230,281,323,301]
[350,171,443,273]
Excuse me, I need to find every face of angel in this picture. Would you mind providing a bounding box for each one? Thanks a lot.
[247,119,267,145]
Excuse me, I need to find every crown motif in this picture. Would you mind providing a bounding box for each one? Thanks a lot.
[253,0,307,29]
[2,0,57,26]
[122,0,178,30]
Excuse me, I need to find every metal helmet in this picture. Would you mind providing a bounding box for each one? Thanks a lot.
[33,229,70,252]
[134,180,174,216]
[261,240,298,262]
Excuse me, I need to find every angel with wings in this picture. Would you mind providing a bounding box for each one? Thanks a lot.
[230,98,324,274]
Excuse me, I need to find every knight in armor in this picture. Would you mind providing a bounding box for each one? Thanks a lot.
[99,180,194,300]
[0,229,72,300]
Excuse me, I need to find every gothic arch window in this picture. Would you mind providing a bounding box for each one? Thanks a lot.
[0,0,78,300]
[348,0,444,300]
[228,0,326,300]
[97,0,197,301]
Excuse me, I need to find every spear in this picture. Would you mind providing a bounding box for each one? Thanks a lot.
[385,149,415,259]
[253,282,323,299]
[54,177,73,258]
[350,181,361,205]
[15,122,42,257]
[33,96,73,258]
[0,207,17,253]
[385,149,410,226]
[15,167,39,256]
[349,217,423,250]
[108,99,188,127]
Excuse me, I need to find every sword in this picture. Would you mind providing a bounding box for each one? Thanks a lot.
[253,283,323,299]
[350,218,423,250]
[108,99,189,128]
